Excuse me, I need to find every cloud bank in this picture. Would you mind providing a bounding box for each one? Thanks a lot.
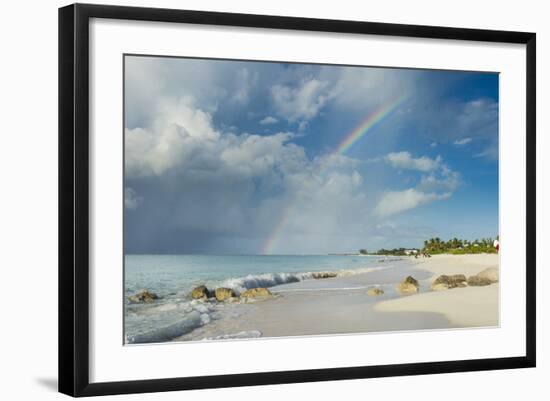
[125,96,375,254]
[124,56,498,253]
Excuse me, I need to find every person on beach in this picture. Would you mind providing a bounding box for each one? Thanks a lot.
[493,238,500,253]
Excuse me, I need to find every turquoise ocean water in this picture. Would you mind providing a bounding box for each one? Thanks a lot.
[124,254,399,344]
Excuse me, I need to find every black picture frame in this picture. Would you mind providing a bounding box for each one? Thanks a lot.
[59,3,536,397]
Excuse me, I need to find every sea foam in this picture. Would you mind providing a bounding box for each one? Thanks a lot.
[214,265,387,294]
[126,311,202,344]
[125,301,217,344]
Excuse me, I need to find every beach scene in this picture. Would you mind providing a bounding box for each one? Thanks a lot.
[124,56,499,344]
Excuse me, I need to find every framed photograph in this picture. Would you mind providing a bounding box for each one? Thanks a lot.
[59,3,536,397]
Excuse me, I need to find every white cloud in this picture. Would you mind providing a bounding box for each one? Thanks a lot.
[454,137,472,146]
[126,109,305,181]
[268,67,419,125]
[377,151,460,217]
[124,187,143,210]
[125,96,366,191]
[430,142,438,148]
[125,96,378,253]
[418,169,460,193]
[418,98,498,145]
[385,151,441,172]
[125,97,221,177]
[474,146,498,160]
[220,132,306,178]
[324,67,419,113]
[315,153,361,170]
[375,189,450,217]
[231,68,258,104]
[259,116,278,125]
[124,57,273,129]
[271,78,331,122]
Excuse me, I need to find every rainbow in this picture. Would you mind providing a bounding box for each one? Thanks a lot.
[262,94,409,255]
[335,94,409,155]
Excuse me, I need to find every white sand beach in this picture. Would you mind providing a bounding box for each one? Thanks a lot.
[375,254,499,328]
[173,254,499,341]
[410,253,499,281]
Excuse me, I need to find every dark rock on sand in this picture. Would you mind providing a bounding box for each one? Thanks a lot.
[191,285,209,300]
[240,288,273,299]
[476,267,499,283]
[467,275,493,286]
[312,272,337,279]
[467,268,499,286]
[398,276,419,294]
[367,287,384,296]
[215,287,236,302]
[431,274,468,291]
[128,290,159,304]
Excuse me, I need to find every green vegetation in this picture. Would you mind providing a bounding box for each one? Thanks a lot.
[375,248,406,256]
[372,248,418,256]
[361,236,498,256]
[422,237,498,254]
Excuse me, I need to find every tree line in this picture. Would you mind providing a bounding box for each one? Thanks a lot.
[422,237,498,254]
[359,236,498,256]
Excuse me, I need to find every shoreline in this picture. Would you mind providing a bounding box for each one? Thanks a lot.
[128,253,499,343]
[170,258,419,341]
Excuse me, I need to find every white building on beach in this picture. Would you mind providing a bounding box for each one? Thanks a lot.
[404,249,419,255]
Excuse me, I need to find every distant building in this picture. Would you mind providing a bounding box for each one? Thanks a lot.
[404,249,419,255]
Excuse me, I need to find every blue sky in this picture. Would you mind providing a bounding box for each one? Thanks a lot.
[124,56,498,254]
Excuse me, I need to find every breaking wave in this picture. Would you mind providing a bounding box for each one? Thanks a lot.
[125,300,216,344]
[214,265,388,294]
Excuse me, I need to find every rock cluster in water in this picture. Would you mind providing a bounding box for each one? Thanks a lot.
[215,287,235,302]
[127,290,159,303]
[191,285,209,300]
[240,287,273,298]
[189,285,273,302]
[312,272,337,279]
